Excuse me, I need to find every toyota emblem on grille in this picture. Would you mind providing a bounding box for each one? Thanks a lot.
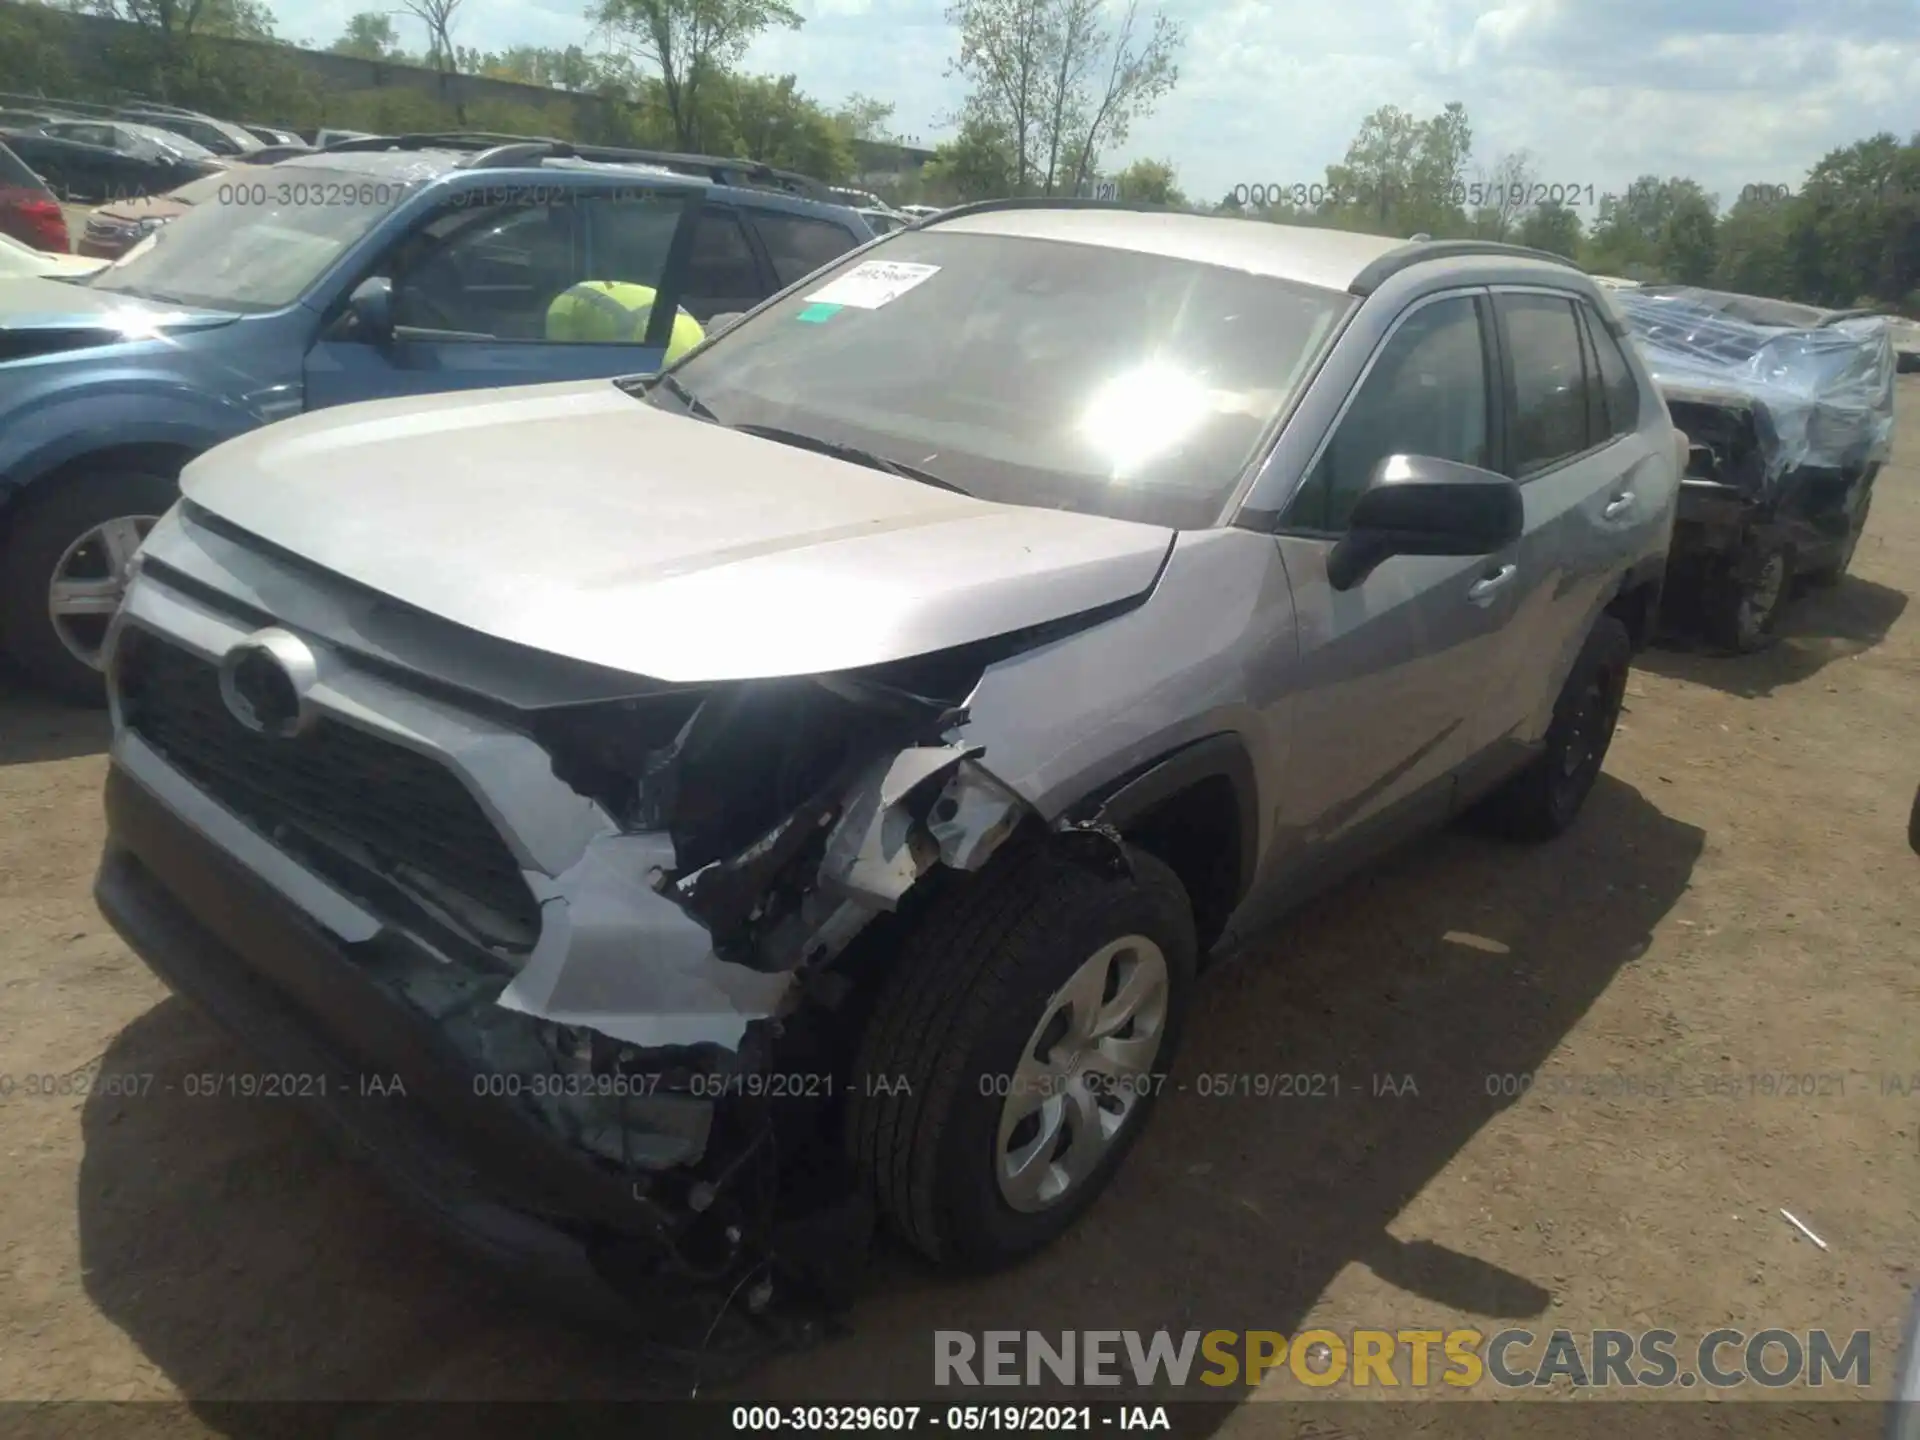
[217,628,319,737]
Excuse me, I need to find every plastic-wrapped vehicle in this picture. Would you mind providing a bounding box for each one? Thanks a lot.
[1616,285,1896,650]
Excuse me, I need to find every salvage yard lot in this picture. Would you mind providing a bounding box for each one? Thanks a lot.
[2,386,1917,1423]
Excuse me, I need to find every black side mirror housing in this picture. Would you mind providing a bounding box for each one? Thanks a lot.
[345,275,393,344]
[1327,454,1523,591]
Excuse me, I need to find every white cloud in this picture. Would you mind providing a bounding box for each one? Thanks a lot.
[273,0,1920,214]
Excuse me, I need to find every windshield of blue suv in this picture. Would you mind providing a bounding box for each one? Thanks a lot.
[654,228,1352,529]
[89,168,421,313]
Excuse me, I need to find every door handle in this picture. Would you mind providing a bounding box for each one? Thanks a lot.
[1467,563,1517,603]
[1603,491,1636,519]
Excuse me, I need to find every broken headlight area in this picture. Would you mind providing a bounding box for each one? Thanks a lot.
[529,649,1004,973]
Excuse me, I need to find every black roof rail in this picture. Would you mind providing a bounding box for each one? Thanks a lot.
[1348,238,1580,295]
[318,131,831,199]
[924,196,1180,225]
[317,131,552,154]
[116,101,207,118]
[470,138,830,198]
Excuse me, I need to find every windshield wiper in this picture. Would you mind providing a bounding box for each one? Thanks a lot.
[730,424,970,495]
[641,371,721,422]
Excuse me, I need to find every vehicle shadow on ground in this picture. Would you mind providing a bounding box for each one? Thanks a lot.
[72,775,1703,1431]
[1643,575,1908,698]
[0,669,109,766]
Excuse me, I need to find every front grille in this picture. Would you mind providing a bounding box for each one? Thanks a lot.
[119,631,542,944]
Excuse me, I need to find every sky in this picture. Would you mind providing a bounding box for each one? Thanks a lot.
[272,0,1920,213]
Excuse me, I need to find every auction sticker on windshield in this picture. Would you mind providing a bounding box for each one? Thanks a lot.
[805,260,939,309]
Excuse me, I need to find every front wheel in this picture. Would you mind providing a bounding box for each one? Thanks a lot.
[1805,467,1876,588]
[1700,535,1791,652]
[848,840,1196,1269]
[0,469,175,705]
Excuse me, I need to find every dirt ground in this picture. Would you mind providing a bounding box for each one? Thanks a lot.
[3,387,1918,1432]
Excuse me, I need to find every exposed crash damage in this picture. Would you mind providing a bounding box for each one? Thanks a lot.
[1616,286,1896,651]
[99,521,1142,1367]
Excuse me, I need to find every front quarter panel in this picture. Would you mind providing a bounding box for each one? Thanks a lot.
[0,312,312,495]
[957,527,1297,905]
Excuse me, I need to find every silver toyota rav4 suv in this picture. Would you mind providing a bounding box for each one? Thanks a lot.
[94,201,1680,1333]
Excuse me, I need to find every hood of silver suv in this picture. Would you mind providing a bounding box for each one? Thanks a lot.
[179,379,1176,682]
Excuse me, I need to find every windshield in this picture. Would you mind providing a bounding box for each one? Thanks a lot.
[660,229,1351,528]
[114,123,216,160]
[90,167,418,311]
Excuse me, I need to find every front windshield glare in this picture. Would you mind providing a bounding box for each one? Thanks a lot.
[665,229,1351,528]
[90,168,416,312]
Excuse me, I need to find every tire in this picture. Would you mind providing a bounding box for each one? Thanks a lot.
[0,469,176,705]
[1805,468,1876,588]
[848,839,1197,1270]
[1700,534,1791,653]
[1474,615,1632,843]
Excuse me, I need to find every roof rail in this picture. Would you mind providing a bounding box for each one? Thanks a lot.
[117,101,207,118]
[915,195,1188,230]
[1348,238,1579,295]
[317,131,550,154]
[319,131,831,199]
[468,137,830,198]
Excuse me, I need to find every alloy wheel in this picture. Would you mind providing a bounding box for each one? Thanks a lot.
[47,514,157,669]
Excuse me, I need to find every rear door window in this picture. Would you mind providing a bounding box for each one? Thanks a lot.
[1579,301,1642,436]
[1497,293,1595,476]
[749,209,863,287]
[677,205,769,322]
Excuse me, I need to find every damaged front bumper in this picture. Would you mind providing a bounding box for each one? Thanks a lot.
[96,559,1043,1323]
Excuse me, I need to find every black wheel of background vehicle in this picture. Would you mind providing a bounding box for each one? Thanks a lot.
[1473,615,1631,843]
[1805,467,1876,588]
[0,469,175,705]
[848,839,1196,1270]
[1700,535,1791,653]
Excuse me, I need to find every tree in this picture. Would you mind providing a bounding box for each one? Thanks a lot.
[401,0,464,76]
[1515,199,1582,259]
[593,0,804,151]
[1113,156,1182,206]
[1319,102,1472,237]
[1660,185,1719,284]
[945,0,1049,193]
[1056,0,1180,197]
[1784,133,1920,307]
[832,92,894,143]
[76,0,273,37]
[920,107,1018,203]
[1714,193,1791,297]
[1472,148,1534,240]
[721,72,854,181]
[331,10,406,60]
[1585,174,1717,278]
[945,0,1181,197]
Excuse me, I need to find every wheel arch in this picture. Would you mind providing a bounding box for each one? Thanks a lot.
[1,433,204,537]
[1062,733,1260,952]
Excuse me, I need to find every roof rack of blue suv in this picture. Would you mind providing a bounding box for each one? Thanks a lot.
[317,132,831,200]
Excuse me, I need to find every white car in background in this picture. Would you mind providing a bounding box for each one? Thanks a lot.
[0,229,105,279]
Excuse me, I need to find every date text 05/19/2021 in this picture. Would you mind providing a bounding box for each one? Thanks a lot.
[728,1405,1172,1433]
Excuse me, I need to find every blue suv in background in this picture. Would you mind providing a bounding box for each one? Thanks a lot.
[0,134,874,700]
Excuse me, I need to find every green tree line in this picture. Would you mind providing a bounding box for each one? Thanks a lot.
[1190,102,1920,316]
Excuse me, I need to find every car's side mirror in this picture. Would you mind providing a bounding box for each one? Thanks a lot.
[345,276,393,344]
[1327,454,1523,591]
